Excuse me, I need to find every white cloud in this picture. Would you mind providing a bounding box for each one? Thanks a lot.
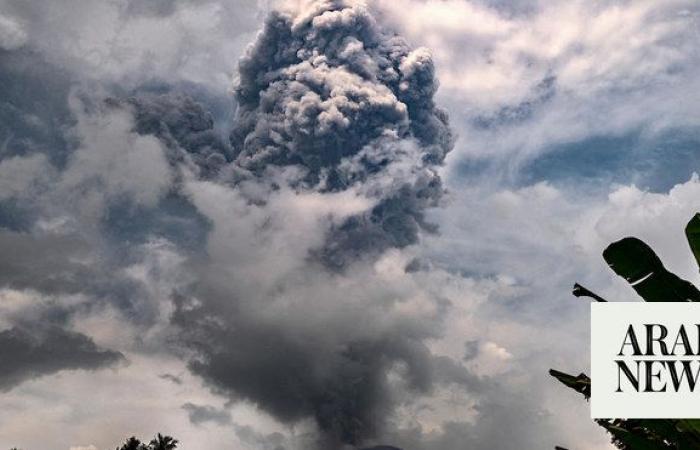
[379,0,696,107]
[0,154,53,201]
[594,174,700,285]
[0,13,26,50]
[0,0,261,91]
[54,96,173,223]
[419,171,700,450]
[377,0,700,161]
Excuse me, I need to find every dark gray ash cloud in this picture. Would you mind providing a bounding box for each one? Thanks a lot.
[234,423,289,450]
[176,306,476,446]
[0,0,470,447]
[159,373,183,385]
[0,49,74,166]
[0,325,124,391]
[168,1,471,447]
[230,0,454,268]
[0,229,91,294]
[361,446,402,450]
[181,402,232,426]
[123,91,233,177]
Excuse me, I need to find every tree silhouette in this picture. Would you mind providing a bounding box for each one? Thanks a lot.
[115,434,177,450]
[117,437,146,450]
[148,433,178,450]
[551,213,700,449]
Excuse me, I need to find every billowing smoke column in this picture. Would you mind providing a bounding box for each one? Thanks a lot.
[230,0,454,268]
[170,0,460,447]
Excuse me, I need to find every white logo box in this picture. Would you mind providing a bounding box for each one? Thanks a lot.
[591,302,700,419]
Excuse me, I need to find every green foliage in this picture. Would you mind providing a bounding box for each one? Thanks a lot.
[551,213,700,449]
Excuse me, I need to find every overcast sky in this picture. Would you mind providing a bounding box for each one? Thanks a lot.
[0,1,699,449]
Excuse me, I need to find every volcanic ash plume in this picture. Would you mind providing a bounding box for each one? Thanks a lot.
[171,1,465,448]
[230,0,454,268]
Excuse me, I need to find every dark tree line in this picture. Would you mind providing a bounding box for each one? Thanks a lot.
[116,433,178,450]
[7,433,178,450]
